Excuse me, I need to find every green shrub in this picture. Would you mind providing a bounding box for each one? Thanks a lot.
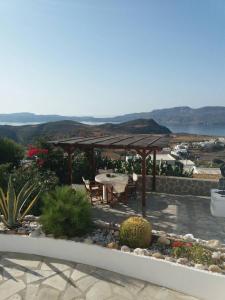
[0,138,24,166]
[40,186,92,237]
[0,163,12,192]
[119,216,152,248]
[172,244,214,265]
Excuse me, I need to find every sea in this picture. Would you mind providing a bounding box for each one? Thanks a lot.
[0,122,225,137]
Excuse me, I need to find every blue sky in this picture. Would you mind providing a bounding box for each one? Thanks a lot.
[0,0,224,116]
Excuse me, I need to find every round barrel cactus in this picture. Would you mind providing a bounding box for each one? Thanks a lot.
[119,216,152,248]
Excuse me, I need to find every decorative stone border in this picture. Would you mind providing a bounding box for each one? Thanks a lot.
[0,234,224,300]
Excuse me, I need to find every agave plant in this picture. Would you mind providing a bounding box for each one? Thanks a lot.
[0,176,41,228]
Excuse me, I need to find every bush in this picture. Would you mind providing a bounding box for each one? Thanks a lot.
[119,216,152,248]
[0,138,24,166]
[40,186,92,237]
[0,163,12,191]
[172,244,214,266]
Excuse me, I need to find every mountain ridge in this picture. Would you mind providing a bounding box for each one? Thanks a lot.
[0,119,171,144]
[1,106,225,126]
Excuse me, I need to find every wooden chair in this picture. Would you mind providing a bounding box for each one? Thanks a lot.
[82,177,103,205]
[106,184,128,207]
[127,173,138,199]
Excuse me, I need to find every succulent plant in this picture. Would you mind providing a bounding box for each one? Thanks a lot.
[119,216,152,248]
[0,176,41,228]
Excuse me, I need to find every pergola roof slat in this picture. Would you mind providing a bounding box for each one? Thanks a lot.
[49,134,170,150]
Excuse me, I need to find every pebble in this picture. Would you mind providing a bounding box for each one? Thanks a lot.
[212,252,221,260]
[107,242,119,249]
[206,240,221,249]
[195,264,206,270]
[133,248,148,256]
[177,258,189,265]
[157,236,170,246]
[29,228,42,237]
[183,234,195,242]
[165,256,176,262]
[121,245,131,253]
[83,238,93,244]
[152,252,165,259]
[208,265,222,273]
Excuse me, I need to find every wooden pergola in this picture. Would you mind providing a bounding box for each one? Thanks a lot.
[49,134,170,216]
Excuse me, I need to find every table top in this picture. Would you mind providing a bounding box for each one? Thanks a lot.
[95,173,128,185]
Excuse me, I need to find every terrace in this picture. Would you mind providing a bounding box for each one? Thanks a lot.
[1,134,225,300]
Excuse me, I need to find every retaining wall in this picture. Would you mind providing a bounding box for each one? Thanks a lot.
[139,175,219,196]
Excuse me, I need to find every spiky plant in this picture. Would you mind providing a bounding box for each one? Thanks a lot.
[0,176,41,228]
[119,216,152,248]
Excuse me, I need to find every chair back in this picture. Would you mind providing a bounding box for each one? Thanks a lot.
[82,177,90,190]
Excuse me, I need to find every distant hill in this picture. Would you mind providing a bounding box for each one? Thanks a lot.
[1,106,225,127]
[0,119,171,144]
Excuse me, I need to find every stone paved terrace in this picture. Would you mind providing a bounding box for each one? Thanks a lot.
[0,252,199,300]
[92,192,225,243]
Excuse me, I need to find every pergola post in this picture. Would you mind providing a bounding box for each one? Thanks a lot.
[87,147,96,180]
[152,149,157,191]
[141,150,147,217]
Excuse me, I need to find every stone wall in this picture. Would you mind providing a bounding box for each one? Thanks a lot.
[139,175,219,196]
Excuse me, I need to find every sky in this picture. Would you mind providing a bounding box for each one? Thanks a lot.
[0,0,224,116]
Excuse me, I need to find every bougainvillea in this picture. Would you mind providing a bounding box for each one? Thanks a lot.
[27,146,48,158]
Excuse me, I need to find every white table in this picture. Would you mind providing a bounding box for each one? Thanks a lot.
[95,173,129,201]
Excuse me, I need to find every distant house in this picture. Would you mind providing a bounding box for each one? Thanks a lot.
[126,153,176,165]
[179,160,195,172]
[193,167,221,179]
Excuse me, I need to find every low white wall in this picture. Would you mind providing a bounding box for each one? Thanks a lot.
[0,234,224,300]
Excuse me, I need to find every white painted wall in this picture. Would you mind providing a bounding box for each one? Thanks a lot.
[0,234,224,300]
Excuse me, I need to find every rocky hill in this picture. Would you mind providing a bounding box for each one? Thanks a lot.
[0,119,171,144]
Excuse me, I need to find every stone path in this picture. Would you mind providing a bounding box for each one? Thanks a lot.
[0,252,199,300]
[92,192,225,242]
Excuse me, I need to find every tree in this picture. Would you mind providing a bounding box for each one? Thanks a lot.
[0,138,24,165]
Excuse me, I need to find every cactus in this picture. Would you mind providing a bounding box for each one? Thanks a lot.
[0,176,41,228]
[119,216,152,248]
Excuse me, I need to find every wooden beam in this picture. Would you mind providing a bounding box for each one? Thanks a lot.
[152,149,157,191]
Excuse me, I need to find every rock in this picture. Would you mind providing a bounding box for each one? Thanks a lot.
[212,251,221,260]
[208,265,222,273]
[29,228,42,237]
[152,252,165,259]
[183,234,194,242]
[195,264,206,270]
[134,248,147,256]
[221,262,225,269]
[220,253,225,260]
[29,222,39,229]
[17,227,27,234]
[177,258,189,265]
[206,240,221,249]
[83,238,93,244]
[24,215,36,221]
[165,256,176,262]
[121,245,131,253]
[157,236,170,246]
[107,242,119,249]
